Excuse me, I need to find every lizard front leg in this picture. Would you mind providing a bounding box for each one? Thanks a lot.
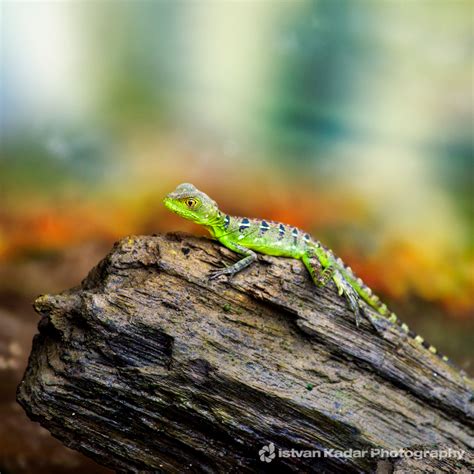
[208,240,257,280]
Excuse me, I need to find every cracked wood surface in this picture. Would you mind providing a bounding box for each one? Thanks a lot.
[17,233,473,473]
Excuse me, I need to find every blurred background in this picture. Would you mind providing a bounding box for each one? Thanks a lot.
[0,1,473,472]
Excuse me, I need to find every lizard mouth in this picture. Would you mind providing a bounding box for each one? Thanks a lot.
[163,196,179,213]
[163,196,197,221]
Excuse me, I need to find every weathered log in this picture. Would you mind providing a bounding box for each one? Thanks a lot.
[17,233,473,473]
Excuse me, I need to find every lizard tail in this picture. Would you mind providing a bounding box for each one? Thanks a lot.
[337,262,450,364]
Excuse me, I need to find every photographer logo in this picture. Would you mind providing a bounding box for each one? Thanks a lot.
[259,442,276,463]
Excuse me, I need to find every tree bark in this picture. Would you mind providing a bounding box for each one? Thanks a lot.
[17,233,473,473]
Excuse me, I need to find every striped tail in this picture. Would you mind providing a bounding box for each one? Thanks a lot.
[337,261,450,364]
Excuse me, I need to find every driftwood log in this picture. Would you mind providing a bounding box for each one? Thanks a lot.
[17,233,473,473]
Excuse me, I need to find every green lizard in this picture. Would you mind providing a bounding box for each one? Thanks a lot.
[164,182,449,363]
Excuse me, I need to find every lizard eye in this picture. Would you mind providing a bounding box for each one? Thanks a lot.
[184,198,198,208]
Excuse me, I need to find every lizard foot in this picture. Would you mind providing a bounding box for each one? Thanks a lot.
[208,267,232,280]
[332,270,362,327]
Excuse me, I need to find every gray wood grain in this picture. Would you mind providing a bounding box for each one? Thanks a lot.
[17,233,473,473]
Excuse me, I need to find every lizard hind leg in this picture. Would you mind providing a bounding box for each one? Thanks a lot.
[332,270,362,327]
[302,253,334,287]
[303,252,364,328]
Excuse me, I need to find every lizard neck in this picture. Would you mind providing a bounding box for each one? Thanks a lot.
[203,210,226,238]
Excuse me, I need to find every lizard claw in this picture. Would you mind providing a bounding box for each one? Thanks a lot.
[208,268,228,280]
[354,306,361,328]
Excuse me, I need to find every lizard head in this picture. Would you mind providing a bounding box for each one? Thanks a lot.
[163,183,220,224]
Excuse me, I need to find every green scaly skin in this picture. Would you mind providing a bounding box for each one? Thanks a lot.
[164,183,449,364]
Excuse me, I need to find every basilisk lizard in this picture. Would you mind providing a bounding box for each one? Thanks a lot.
[164,182,449,363]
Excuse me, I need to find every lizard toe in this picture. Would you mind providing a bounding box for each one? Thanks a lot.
[333,270,361,327]
[208,269,227,280]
